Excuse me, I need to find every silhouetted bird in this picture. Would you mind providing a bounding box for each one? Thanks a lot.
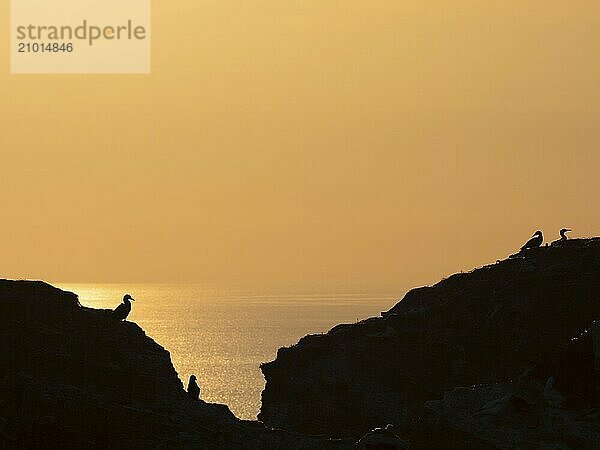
[187,375,200,400]
[551,228,572,246]
[559,228,572,241]
[112,294,135,321]
[520,230,543,251]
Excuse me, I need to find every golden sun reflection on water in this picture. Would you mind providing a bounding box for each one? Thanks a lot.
[57,283,400,419]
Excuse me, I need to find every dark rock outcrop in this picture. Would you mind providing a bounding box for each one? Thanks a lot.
[425,324,600,450]
[0,280,349,449]
[354,424,409,450]
[260,239,600,448]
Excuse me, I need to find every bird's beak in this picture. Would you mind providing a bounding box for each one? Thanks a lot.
[131,297,136,301]
[566,229,572,232]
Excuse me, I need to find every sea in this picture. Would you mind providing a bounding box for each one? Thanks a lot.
[56,283,402,420]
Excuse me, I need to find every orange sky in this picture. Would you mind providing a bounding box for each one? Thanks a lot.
[1,1,599,286]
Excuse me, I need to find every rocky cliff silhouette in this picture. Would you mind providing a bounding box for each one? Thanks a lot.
[260,238,600,449]
[1,240,598,449]
[0,280,349,449]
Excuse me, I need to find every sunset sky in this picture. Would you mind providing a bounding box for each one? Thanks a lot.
[1,1,599,286]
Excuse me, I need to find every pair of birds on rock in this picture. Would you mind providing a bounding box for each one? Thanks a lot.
[520,228,572,251]
[110,294,202,401]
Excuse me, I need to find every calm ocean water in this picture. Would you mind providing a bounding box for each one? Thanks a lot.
[57,283,401,419]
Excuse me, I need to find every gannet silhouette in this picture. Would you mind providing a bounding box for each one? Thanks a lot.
[520,230,543,251]
[187,375,200,400]
[112,294,135,321]
[559,228,572,240]
[551,228,572,246]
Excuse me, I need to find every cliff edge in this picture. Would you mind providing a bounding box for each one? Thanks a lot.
[260,239,600,449]
[0,280,348,449]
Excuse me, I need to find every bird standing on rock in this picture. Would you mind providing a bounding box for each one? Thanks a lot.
[187,375,200,400]
[559,228,572,241]
[521,230,543,251]
[551,228,572,246]
[112,294,135,321]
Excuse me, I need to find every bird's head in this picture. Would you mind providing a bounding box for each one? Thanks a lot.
[559,228,572,240]
[533,230,543,237]
[190,375,197,381]
[123,294,135,302]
